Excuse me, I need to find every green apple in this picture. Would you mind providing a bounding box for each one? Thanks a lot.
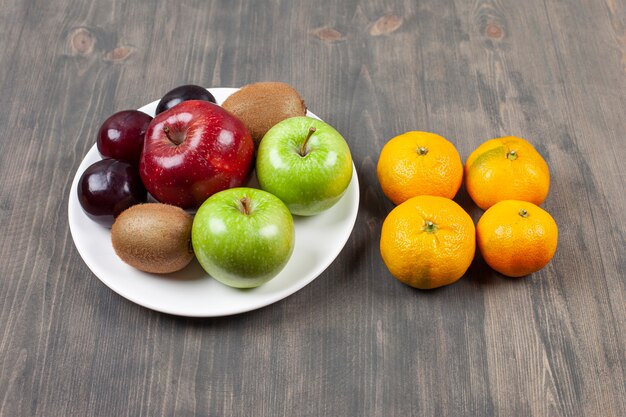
[191,187,295,288]
[256,116,353,216]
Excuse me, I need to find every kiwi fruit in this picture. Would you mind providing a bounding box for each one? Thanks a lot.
[111,203,194,274]
[222,82,307,146]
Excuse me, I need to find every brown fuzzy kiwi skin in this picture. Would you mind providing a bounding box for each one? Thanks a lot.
[111,203,194,274]
[222,82,307,146]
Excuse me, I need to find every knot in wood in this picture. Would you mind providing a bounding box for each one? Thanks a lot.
[485,22,504,39]
[369,15,403,36]
[312,27,345,43]
[104,46,134,62]
[69,27,95,55]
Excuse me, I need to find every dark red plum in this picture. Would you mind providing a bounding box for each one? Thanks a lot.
[77,159,147,227]
[97,110,152,165]
[155,85,216,115]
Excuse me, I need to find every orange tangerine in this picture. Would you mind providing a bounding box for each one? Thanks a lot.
[476,200,558,277]
[377,131,463,205]
[465,136,550,210]
[380,195,475,289]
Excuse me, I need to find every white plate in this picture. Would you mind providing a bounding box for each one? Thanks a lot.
[68,88,359,317]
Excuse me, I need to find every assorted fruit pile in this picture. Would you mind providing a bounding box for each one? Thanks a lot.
[77,83,353,288]
[77,82,558,293]
[377,132,558,289]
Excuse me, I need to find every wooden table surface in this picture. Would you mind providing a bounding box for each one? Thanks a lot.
[1,0,625,416]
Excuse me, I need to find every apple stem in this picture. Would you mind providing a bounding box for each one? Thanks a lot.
[163,126,182,145]
[299,126,316,156]
[238,196,252,215]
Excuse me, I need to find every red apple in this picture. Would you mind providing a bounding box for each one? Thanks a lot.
[139,100,254,209]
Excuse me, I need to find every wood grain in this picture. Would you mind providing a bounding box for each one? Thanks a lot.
[0,0,625,416]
